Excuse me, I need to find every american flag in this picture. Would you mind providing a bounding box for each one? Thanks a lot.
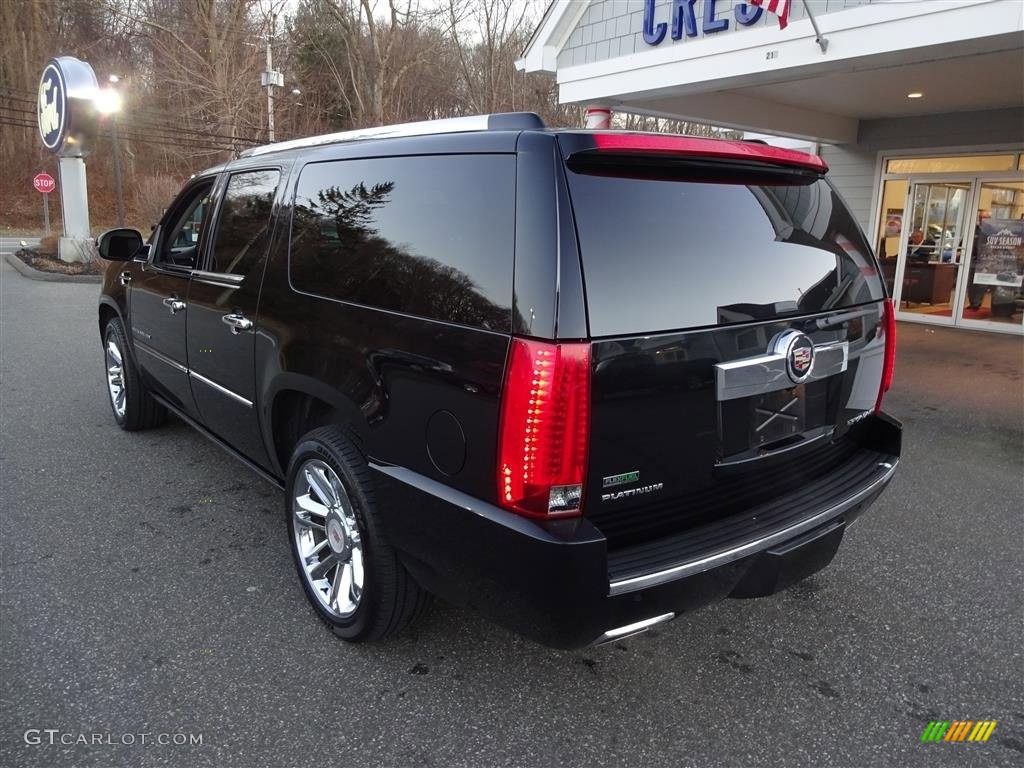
[750,0,791,30]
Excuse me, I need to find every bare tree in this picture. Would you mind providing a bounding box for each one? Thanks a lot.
[0,0,738,233]
[447,0,528,114]
[317,0,460,126]
[107,0,268,157]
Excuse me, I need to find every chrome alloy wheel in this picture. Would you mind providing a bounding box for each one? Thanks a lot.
[105,339,126,418]
[292,458,364,619]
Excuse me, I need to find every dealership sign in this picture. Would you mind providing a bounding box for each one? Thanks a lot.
[974,220,1024,289]
[36,56,99,157]
[642,0,767,46]
[37,62,67,151]
[35,55,100,253]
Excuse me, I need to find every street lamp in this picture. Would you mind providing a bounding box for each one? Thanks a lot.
[280,87,304,137]
[93,88,122,115]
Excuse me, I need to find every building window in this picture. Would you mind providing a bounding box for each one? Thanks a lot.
[885,155,1017,174]
[875,179,908,294]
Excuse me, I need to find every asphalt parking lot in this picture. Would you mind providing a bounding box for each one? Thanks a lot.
[1,257,1022,768]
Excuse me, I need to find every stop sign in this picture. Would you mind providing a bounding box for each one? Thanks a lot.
[33,173,56,194]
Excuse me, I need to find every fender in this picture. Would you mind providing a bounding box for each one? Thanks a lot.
[261,372,371,477]
[97,295,135,364]
[98,295,124,334]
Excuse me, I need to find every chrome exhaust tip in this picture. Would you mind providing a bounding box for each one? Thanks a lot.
[591,612,675,646]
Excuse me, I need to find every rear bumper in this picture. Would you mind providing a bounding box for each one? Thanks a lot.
[371,413,901,649]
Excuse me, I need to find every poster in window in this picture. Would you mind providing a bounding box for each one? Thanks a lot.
[884,209,903,237]
[973,218,1024,288]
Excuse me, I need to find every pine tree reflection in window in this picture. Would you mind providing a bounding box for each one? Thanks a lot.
[290,157,513,331]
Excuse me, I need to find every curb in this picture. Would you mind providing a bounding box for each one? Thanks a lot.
[4,252,102,284]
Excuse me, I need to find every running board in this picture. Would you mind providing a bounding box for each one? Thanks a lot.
[150,393,285,491]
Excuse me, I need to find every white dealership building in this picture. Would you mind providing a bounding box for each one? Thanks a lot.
[520,0,1024,334]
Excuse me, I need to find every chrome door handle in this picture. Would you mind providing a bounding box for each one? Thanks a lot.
[221,313,253,334]
[162,297,186,314]
[119,270,132,285]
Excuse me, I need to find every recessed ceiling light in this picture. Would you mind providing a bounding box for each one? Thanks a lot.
[907,92,924,99]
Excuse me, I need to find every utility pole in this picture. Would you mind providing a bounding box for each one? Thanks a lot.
[265,14,275,143]
[111,114,125,227]
[106,74,125,226]
[260,13,283,142]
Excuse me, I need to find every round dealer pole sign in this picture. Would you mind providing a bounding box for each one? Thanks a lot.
[37,62,68,152]
[36,56,98,157]
[33,173,56,194]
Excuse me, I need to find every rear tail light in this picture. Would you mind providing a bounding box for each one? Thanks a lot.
[498,339,590,519]
[875,298,896,412]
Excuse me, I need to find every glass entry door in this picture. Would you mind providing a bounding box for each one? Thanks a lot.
[892,181,972,323]
[959,180,1024,330]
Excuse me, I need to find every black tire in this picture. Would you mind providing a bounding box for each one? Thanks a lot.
[285,426,430,642]
[103,317,166,431]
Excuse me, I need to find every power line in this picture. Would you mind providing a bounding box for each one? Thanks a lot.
[102,9,295,59]
[101,6,270,45]
[0,108,255,151]
[0,115,245,156]
[1,88,297,145]
[0,94,285,146]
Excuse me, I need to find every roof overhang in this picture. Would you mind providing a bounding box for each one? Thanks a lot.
[516,0,586,74]
[521,0,1024,144]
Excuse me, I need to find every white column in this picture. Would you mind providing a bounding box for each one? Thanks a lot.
[584,105,612,130]
[57,156,91,262]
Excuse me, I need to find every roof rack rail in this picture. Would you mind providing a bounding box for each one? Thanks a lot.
[240,112,545,158]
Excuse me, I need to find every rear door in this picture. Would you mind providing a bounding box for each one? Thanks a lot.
[130,176,217,418]
[186,166,284,468]
[557,137,889,547]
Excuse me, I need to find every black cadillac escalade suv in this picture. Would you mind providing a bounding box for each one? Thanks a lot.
[96,113,901,649]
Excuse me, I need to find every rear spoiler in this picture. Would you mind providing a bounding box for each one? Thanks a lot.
[563,132,827,174]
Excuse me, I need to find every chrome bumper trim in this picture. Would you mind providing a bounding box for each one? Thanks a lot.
[607,458,898,596]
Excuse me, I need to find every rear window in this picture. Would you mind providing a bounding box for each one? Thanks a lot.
[564,166,884,336]
[289,154,514,331]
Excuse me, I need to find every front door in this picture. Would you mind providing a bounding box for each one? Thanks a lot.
[130,177,217,417]
[958,179,1024,331]
[892,180,972,325]
[186,167,283,468]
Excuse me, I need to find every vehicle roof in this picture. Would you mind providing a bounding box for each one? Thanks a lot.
[196,128,528,179]
[194,112,826,176]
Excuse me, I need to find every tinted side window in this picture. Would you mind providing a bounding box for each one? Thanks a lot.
[289,155,514,331]
[208,169,281,276]
[158,182,215,268]
[565,170,884,336]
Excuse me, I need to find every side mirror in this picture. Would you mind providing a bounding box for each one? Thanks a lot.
[97,228,144,262]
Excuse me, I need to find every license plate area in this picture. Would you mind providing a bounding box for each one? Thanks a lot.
[750,387,805,447]
[717,381,830,460]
